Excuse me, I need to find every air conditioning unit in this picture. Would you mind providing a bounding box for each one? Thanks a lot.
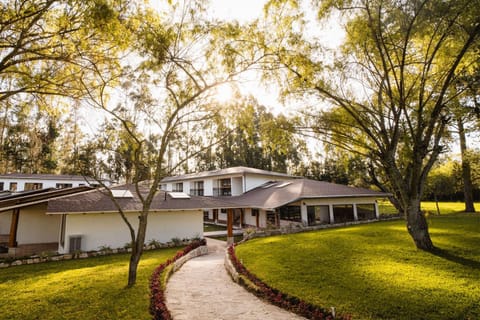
[69,235,83,253]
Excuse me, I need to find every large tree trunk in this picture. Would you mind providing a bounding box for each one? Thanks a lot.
[127,213,148,287]
[405,199,434,251]
[457,117,476,213]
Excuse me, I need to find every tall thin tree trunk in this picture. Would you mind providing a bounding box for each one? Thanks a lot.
[457,117,476,213]
[127,212,148,287]
[406,198,434,251]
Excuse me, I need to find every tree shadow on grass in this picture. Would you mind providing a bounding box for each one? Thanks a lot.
[431,247,480,270]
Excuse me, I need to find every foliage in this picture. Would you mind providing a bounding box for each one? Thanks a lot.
[0,247,179,320]
[236,212,480,319]
[195,95,305,173]
[258,0,480,249]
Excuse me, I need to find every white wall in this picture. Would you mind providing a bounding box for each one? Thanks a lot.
[60,210,203,253]
[244,174,296,192]
[17,204,61,244]
[231,177,243,196]
[0,211,12,234]
[0,178,100,191]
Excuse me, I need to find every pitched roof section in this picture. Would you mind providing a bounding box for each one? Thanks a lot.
[161,166,296,182]
[47,184,238,214]
[0,186,94,212]
[227,179,389,210]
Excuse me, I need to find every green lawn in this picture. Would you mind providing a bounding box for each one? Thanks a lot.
[377,200,479,216]
[236,212,480,319]
[0,248,179,320]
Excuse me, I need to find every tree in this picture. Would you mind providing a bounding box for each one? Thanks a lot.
[194,95,305,173]
[260,0,480,250]
[80,0,264,287]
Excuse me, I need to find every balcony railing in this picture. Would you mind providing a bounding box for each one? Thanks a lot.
[213,188,231,196]
[189,188,204,196]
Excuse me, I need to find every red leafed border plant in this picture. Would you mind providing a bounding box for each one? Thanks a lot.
[227,244,351,320]
[149,238,207,320]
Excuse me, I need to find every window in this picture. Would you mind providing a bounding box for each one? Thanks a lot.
[25,182,43,190]
[251,209,259,217]
[279,206,302,222]
[214,178,231,196]
[266,211,277,226]
[56,183,73,189]
[333,205,355,223]
[9,182,17,191]
[173,182,183,192]
[0,182,3,191]
[190,181,204,196]
[357,204,376,220]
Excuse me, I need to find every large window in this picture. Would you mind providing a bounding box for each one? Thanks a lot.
[214,178,231,196]
[25,183,43,191]
[56,183,73,189]
[333,205,355,223]
[279,206,301,222]
[9,182,17,191]
[357,204,376,220]
[190,181,204,196]
[173,182,183,192]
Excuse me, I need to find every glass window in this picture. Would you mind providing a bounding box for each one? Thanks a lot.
[279,206,301,222]
[25,183,43,191]
[9,182,17,191]
[357,203,376,220]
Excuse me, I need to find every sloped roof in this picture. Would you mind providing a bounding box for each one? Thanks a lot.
[227,179,389,210]
[47,184,238,214]
[161,166,296,182]
[0,186,94,212]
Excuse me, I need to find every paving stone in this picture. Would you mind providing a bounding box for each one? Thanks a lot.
[166,238,304,320]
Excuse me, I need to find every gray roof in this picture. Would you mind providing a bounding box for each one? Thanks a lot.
[0,173,97,182]
[161,166,296,183]
[47,184,238,214]
[227,179,389,210]
[0,186,93,212]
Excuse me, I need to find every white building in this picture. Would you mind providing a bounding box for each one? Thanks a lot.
[161,166,297,196]
[161,167,389,229]
[0,173,110,193]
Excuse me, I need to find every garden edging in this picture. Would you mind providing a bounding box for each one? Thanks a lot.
[225,244,350,320]
[149,239,208,320]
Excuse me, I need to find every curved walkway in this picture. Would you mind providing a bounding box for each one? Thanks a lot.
[165,238,304,320]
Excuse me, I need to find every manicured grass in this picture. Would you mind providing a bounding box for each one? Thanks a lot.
[377,200,480,216]
[0,248,179,320]
[235,213,480,319]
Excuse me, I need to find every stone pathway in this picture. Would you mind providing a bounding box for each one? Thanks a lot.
[165,238,305,320]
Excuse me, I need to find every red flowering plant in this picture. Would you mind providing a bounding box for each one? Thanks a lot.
[149,238,207,320]
[227,244,351,320]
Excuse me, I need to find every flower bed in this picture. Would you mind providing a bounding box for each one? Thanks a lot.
[149,238,207,320]
[227,244,351,320]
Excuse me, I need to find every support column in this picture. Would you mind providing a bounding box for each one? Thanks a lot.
[329,204,334,224]
[301,203,308,226]
[374,201,380,219]
[227,208,234,245]
[9,208,19,247]
[353,204,358,221]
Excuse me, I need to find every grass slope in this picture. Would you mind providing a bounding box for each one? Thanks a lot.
[0,248,179,320]
[236,213,480,320]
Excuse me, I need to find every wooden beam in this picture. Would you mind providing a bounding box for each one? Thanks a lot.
[227,208,233,245]
[8,208,19,247]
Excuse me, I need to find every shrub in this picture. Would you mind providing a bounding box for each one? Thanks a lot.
[149,238,207,320]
